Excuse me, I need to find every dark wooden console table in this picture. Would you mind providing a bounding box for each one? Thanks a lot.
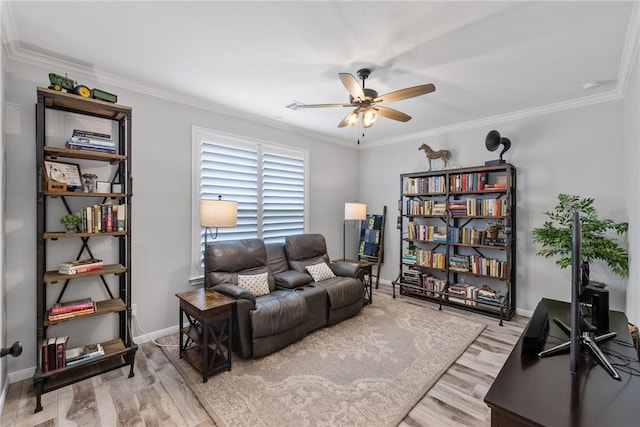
[485,298,640,427]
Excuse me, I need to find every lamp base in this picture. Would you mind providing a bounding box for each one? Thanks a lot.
[485,159,506,166]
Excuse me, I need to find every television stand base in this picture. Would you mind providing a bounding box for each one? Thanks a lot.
[538,318,620,380]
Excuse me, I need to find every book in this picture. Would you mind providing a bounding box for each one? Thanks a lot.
[116,204,126,231]
[58,258,103,274]
[73,129,112,140]
[47,337,57,372]
[48,303,96,321]
[65,343,105,366]
[50,297,94,314]
[56,336,69,369]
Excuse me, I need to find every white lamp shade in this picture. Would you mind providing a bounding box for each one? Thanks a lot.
[200,199,238,227]
[344,202,367,221]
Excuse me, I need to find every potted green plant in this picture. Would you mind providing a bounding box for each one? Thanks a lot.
[532,194,628,282]
[60,214,82,233]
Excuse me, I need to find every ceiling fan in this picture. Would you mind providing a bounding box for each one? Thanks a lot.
[288,68,435,128]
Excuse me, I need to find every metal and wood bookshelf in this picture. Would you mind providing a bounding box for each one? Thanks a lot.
[33,87,137,412]
[392,164,516,324]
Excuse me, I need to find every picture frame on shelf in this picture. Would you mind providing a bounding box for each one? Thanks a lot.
[96,181,111,193]
[43,160,82,190]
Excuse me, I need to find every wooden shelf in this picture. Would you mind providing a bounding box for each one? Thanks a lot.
[44,231,127,239]
[43,264,126,283]
[44,298,126,326]
[44,146,125,164]
[39,339,137,393]
[44,190,126,198]
[38,87,131,121]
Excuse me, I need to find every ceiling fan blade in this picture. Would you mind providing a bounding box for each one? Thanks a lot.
[339,73,366,102]
[289,102,352,110]
[373,83,436,104]
[375,106,412,122]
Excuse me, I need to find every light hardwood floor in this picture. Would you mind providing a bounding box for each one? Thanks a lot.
[1,285,528,427]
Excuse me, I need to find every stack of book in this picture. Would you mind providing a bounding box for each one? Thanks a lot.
[65,343,105,367]
[447,283,479,306]
[58,258,103,275]
[477,286,504,308]
[66,129,117,154]
[48,297,96,321]
[449,255,470,272]
[41,335,69,372]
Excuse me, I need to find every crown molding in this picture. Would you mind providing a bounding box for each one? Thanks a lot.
[362,89,624,149]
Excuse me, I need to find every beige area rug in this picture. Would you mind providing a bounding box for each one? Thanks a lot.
[160,295,485,427]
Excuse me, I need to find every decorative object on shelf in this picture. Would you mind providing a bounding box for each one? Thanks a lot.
[96,181,111,193]
[485,130,512,165]
[60,214,82,233]
[532,194,628,278]
[82,173,98,193]
[200,196,238,277]
[111,183,123,193]
[343,202,367,260]
[418,143,451,170]
[43,160,82,191]
[486,222,504,239]
[48,73,117,103]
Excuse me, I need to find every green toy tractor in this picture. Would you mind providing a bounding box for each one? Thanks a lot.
[48,73,118,103]
[48,73,91,98]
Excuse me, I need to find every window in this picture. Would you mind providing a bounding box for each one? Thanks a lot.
[191,127,307,276]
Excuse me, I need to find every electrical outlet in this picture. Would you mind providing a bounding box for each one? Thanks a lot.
[131,304,137,317]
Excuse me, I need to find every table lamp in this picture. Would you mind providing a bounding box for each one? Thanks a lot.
[343,202,367,260]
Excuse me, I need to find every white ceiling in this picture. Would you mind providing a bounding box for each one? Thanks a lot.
[2,1,638,147]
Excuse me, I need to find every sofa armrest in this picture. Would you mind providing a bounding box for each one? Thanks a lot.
[274,270,312,289]
[212,283,257,306]
[330,261,363,279]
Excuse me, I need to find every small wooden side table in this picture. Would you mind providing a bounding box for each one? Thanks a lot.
[335,258,373,305]
[175,288,234,382]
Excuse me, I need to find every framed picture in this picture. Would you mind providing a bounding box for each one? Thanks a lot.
[43,160,82,188]
[96,181,112,193]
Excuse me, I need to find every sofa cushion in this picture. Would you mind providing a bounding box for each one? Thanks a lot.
[250,291,307,338]
[285,234,331,273]
[306,262,336,282]
[265,242,289,274]
[238,272,270,297]
[273,270,311,289]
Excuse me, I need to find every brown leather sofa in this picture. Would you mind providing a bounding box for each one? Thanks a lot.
[205,234,364,358]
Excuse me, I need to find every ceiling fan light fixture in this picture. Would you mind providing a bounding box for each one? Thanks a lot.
[362,108,377,127]
[346,110,359,126]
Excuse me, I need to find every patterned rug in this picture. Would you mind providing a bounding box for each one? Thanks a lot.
[160,294,485,427]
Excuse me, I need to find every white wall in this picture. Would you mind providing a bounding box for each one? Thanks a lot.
[623,42,640,325]
[3,60,360,376]
[360,101,628,314]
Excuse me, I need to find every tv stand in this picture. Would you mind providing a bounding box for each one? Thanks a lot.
[485,298,640,427]
[539,317,620,380]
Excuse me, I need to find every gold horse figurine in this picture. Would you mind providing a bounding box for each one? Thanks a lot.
[418,143,450,170]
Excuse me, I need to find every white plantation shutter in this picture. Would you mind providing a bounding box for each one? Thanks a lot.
[262,151,305,242]
[194,128,307,275]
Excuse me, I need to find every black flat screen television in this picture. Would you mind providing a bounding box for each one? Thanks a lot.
[538,211,620,380]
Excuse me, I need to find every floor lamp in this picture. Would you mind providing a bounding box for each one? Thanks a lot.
[343,202,367,260]
[200,196,238,286]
